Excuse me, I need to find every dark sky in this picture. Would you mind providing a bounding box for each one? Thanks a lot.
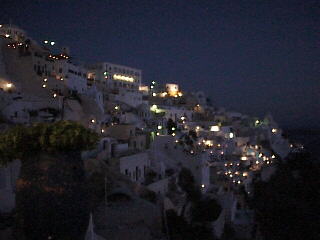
[1,0,319,129]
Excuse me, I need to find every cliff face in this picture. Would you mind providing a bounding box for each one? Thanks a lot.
[85,158,164,240]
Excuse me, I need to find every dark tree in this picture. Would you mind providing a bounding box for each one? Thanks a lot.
[252,152,320,240]
[167,118,177,135]
[0,121,99,240]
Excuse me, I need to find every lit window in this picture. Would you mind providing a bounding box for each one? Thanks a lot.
[210,126,220,132]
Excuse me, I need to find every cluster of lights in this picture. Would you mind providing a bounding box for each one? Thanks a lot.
[7,42,25,49]
[42,78,48,88]
[43,40,55,46]
[48,54,69,60]
[113,74,134,82]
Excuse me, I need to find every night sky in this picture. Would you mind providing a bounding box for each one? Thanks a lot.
[1,0,319,129]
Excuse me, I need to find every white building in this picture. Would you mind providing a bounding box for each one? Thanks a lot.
[119,152,150,183]
[87,62,143,108]
[0,24,26,42]
[0,160,21,213]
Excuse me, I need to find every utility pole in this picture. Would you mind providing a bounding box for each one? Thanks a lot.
[104,173,108,216]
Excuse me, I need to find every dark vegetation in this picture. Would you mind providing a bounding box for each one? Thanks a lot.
[0,121,99,240]
[252,151,320,240]
[166,168,221,240]
[166,118,177,135]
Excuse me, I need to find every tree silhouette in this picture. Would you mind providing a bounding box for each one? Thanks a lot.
[0,121,99,239]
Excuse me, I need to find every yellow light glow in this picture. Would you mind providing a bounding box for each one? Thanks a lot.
[271,155,275,159]
[101,129,105,133]
[272,128,277,133]
[175,140,179,143]
[53,93,57,98]
[204,140,213,147]
[256,161,259,164]
[0,25,2,28]
[172,127,175,131]
[91,119,95,123]
[157,125,162,130]
[243,172,248,177]
[229,133,234,138]
[6,83,12,88]
[115,106,119,110]
[113,74,134,82]
[210,126,220,132]
[181,116,185,120]
[255,120,260,124]
[139,86,149,91]
[178,92,183,97]
[42,84,46,88]
[43,78,47,82]
[172,133,175,136]
[5,34,10,38]
[150,85,154,89]
[241,156,247,161]
[196,126,200,130]
[259,153,263,157]
[237,180,241,184]
[201,184,205,188]
[217,144,221,147]
[150,105,157,111]
[156,132,160,136]
[60,78,64,81]
[152,93,156,96]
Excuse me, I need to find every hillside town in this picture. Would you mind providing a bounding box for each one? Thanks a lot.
[0,24,297,240]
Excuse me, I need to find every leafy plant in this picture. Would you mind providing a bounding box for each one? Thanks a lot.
[0,121,99,165]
